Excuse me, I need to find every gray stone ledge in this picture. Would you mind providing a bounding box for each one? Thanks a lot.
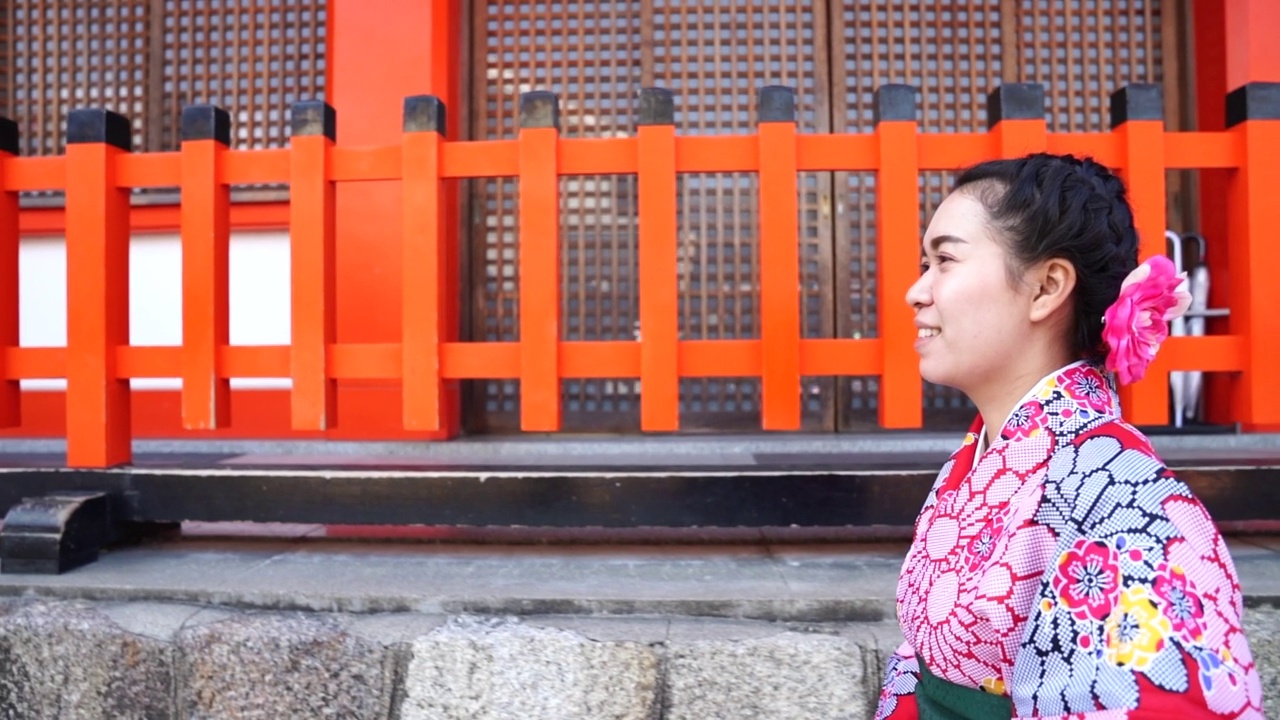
[400,617,661,720]
[0,600,173,720]
[663,632,873,720]
[0,600,1274,719]
[175,612,393,720]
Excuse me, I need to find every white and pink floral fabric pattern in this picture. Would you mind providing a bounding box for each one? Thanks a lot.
[876,362,1265,719]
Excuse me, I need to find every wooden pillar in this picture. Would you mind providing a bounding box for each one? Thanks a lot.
[179,105,232,430]
[1111,84,1168,426]
[401,95,448,431]
[64,110,132,467]
[516,92,562,432]
[0,117,18,429]
[1224,84,1280,428]
[874,84,922,429]
[288,101,338,431]
[327,0,461,437]
[1194,0,1280,428]
[635,88,680,432]
[756,86,802,430]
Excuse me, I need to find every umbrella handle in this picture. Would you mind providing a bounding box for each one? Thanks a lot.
[1182,233,1208,268]
[1165,230,1184,273]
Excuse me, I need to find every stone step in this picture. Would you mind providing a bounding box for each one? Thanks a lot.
[0,596,1275,720]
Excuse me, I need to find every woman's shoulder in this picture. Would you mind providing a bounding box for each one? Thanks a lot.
[1038,418,1199,537]
[1049,415,1168,473]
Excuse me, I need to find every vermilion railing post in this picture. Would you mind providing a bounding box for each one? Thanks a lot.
[401,94,450,433]
[1111,85,1170,426]
[517,91,561,431]
[289,101,337,430]
[635,87,680,432]
[0,116,18,427]
[757,86,802,430]
[989,84,1048,160]
[64,109,132,467]
[180,105,232,430]
[875,84,922,429]
[1224,82,1280,427]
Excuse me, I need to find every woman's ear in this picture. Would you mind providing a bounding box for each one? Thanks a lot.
[1028,258,1076,322]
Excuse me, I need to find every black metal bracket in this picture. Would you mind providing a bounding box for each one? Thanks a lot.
[0,490,175,574]
[2,491,117,574]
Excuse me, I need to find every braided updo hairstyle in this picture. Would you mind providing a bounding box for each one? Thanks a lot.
[953,153,1140,364]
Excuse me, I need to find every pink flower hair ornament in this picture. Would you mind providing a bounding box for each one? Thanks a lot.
[1101,255,1193,385]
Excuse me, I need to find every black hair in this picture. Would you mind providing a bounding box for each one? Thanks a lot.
[953,153,1139,363]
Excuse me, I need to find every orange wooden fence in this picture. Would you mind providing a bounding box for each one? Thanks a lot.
[1,81,1277,467]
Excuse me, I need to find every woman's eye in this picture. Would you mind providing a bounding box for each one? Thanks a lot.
[918,261,930,275]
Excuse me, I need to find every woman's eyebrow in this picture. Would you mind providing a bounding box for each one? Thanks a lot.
[924,235,969,254]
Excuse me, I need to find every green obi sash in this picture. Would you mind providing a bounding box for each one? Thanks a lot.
[916,655,1013,720]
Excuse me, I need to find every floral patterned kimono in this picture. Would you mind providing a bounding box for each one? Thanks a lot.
[876,362,1264,719]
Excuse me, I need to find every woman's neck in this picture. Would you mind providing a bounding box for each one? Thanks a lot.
[973,357,1077,446]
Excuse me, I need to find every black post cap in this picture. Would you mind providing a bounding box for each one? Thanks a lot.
[758,86,796,123]
[181,105,231,145]
[986,83,1046,129]
[874,84,918,124]
[1226,82,1280,128]
[404,95,447,134]
[637,88,675,126]
[67,109,132,151]
[0,116,16,155]
[519,91,560,130]
[290,100,336,141]
[1110,84,1163,128]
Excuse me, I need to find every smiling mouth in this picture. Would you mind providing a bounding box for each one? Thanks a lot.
[917,328,940,338]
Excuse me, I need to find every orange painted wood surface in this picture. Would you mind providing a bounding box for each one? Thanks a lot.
[1227,116,1280,426]
[517,125,562,431]
[180,138,232,430]
[993,117,1048,159]
[2,127,1254,198]
[400,128,446,431]
[19,203,289,236]
[329,0,461,441]
[3,334,1234,384]
[1114,119,1170,426]
[0,145,17,427]
[757,120,802,430]
[288,132,337,430]
[875,120,922,429]
[64,141,132,467]
[636,123,680,431]
[6,93,1272,465]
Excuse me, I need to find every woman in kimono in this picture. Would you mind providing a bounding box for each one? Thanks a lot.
[876,153,1264,719]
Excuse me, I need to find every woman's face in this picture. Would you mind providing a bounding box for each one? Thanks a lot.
[905,190,1037,392]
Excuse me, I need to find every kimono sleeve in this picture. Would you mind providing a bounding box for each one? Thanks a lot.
[1006,433,1264,719]
[874,642,920,720]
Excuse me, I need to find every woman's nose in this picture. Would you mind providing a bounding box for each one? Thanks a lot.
[905,271,930,309]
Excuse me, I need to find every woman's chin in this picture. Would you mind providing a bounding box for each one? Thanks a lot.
[918,363,956,389]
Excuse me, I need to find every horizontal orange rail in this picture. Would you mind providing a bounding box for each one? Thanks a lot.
[3,338,890,381]
[0,133,1249,192]
[2,335,1229,382]
[2,81,1274,467]
[1,132,1249,192]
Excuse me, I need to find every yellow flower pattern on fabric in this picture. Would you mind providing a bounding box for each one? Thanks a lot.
[1103,586,1172,670]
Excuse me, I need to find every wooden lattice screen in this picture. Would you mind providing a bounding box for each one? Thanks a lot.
[832,0,1172,429]
[0,0,326,159]
[472,0,831,432]
[473,0,1180,433]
